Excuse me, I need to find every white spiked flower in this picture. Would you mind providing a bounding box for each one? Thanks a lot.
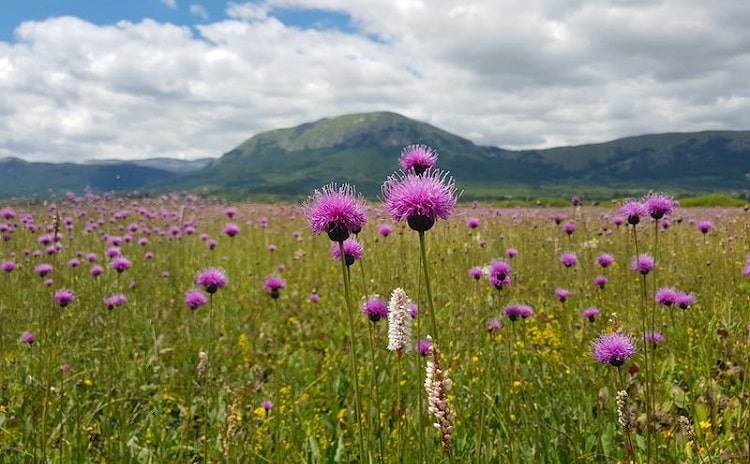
[387,288,412,354]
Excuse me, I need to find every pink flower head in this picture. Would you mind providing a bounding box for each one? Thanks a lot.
[593,275,608,289]
[468,266,482,280]
[596,253,614,268]
[631,254,654,275]
[361,296,388,323]
[505,248,518,258]
[90,264,104,277]
[582,307,600,322]
[560,252,578,268]
[223,223,240,237]
[416,338,433,356]
[377,224,393,237]
[655,287,677,306]
[263,275,286,299]
[675,291,695,310]
[35,263,53,277]
[504,304,533,321]
[466,217,480,229]
[104,293,128,310]
[644,193,678,220]
[619,199,647,226]
[381,169,457,232]
[696,221,713,234]
[330,237,364,266]
[1,260,16,272]
[21,331,35,345]
[487,318,502,332]
[223,207,237,218]
[555,288,570,302]
[53,289,76,308]
[303,183,367,242]
[562,222,576,235]
[591,333,636,367]
[488,260,512,290]
[110,256,131,273]
[184,289,208,310]
[399,144,438,175]
[195,267,228,294]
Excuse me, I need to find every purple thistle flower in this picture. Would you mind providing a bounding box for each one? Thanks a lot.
[303,183,367,242]
[105,246,121,258]
[381,169,457,232]
[21,331,35,345]
[104,293,128,310]
[562,222,576,235]
[90,264,104,277]
[591,333,636,367]
[223,223,240,237]
[593,275,608,289]
[612,216,624,227]
[361,296,389,323]
[468,266,483,280]
[399,144,439,175]
[195,267,228,294]
[571,195,582,206]
[263,275,286,299]
[582,307,600,323]
[560,252,578,268]
[643,331,665,347]
[35,263,53,277]
[377,224,393,237]
[555,288,570,303]
[223,207,237,219]
[416,338,433,356]
[504,304,533,321]
[2,260,16,272]
[86,252,98,262]
[675,292,695,310]
[596,253,614,268]
[505,248,518,258]
[466,217,480,229]
[110,256,131,273]
[631,254,654,275]
[67,258,80,268]
[308,292,319,303]
[330,237,364,266]
[53,289,76,308]
[644,193,678,220]
[551,213,564,225]
[488,260,512,290]
[487,318,502,332]
[184,289,208,310]
[655,287,677,306]
[261,400,273,412]
[619,199,647,226]
[696,221,713,234]
[408,302,419,319]
[744,256,750,277]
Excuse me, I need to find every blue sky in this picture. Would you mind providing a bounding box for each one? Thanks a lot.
[0,0,748,162]
[1,0,355,42]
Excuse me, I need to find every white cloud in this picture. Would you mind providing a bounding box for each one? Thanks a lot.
[189,4,209,19]
[1,0,749,162]
[160,0,178,9]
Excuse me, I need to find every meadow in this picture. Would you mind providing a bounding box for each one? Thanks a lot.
[1,191,749,463]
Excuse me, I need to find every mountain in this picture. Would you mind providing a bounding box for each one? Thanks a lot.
[166,112,750,199]
[0,157,178,199]
[2,112,749,200]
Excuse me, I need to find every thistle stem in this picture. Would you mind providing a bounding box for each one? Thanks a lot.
[418,231,439,344]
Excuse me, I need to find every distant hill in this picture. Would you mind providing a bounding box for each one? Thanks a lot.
[2,112,749,200]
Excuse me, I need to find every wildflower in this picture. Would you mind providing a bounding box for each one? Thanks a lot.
[261,400,273,413]
[555,288,570,303]
[381,169,457,232]
[655,287,677,306]
[417,338,432,356]
[487,318,502,332]
[263,275,286,299]
[35,263,53,277]
[505,248,518,258]
[675,291,695,310]
[504,304,534,321]
[377,224,392,237]
[223,207,237,218]
[1,260,16,272]
[20,331,35,345]
[617,390,634,431]
[195,267,228,294]
[67,258,80,268]
[468,266,482,280]
[308,292,319,303]
[267,244,276,252]
[644,193,678,220]
[408,302,419,319]
[361,296,388,323]
[185,289,208,310]
[53,289,76,308]
[571,195,582,206]
[466,217,480,229]
[560,252,578,268]
[744,256,750,277]
[696,221,713,234]
[223,223,240,237]
[104,293,127,310]
[612,216,624,227]
[562,222,576,235]
[643,331,665,347]
[594,275,608,289]
[488,260,512,289]
[631,254,654,275]
[591,333,636,367]
[619,199,647,226]
[399,144,438,175]
[330,237,364,266]
[582,307,600,323]
[597,253,614,268]
[424,337,454,454]
[197,351,208,377]
[551,213,564,225]
[110,256,131,273]
[303,183,367,242]
[60,363,72,373]
[387,288,412,354]
[90,264,104,277]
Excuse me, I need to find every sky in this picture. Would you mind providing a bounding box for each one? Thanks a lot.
[1,0,749,162]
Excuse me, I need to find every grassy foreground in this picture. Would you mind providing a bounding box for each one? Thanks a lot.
[1,195,749,463]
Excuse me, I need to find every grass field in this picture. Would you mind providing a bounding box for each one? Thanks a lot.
[1,194,749,463]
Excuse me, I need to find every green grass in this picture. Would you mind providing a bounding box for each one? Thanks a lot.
[1,198,749,463]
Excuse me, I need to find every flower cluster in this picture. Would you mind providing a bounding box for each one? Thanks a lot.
[424,336,454,454]
[387,288,412,354]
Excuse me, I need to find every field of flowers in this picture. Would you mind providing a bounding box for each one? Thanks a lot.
[1,149,750,463]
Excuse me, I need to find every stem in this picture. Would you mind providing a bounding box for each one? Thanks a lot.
[418,231,439,344]
[339,241,366,461]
